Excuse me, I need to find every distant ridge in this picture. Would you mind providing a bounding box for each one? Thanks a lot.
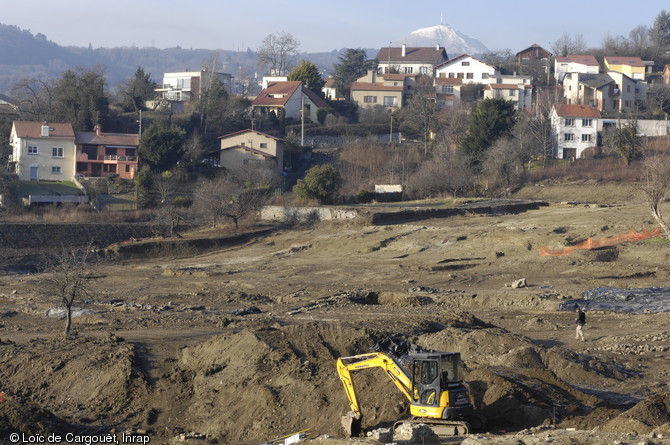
[392,23,489,57]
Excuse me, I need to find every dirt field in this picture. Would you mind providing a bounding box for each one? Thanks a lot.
[2,183,670,445]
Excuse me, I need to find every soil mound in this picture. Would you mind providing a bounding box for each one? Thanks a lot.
[604,389,670,434]
[0,336,149,427]
[0,397,73,436]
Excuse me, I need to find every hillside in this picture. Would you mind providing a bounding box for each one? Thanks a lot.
[0,23,347,94]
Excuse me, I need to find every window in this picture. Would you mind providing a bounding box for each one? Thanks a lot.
[482,73,489,79]
[581,134,592,143]
[51,166,62,174]
[404,67,413,74]
[125,165,131,173]
[364,96,377,103]
[582,119,592,127]
[448,73,455,78]
[442,85,454,94]
[626,85,631,92]
[461,61,470,66]
[420,67,429,74]
[457,73,464,78]
[103,164,117,173]
[509,89,516,96]
[564,133,575,141]
[383,96,397,107]
[28,145,38,155]
[466,73,474,79]
[52,147,64,158]
[260,143,268,149]
[565,118,575,126]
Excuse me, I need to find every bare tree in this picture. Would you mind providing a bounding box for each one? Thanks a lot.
[11,77,55,121]
[481,137,524,197]
[551,33,587,57]
[256,32,300,76]
[193,169,273,229]
[638,154,670,239]
[603,117,642,165]
[41,244,99,337]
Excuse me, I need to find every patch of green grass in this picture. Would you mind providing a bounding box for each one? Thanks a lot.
[644,236,670,244]
[13,181,83,197]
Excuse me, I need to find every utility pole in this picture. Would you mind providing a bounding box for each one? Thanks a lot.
[301,87,305,146]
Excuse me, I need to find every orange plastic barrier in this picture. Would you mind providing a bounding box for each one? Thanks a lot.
[539,227,662,256]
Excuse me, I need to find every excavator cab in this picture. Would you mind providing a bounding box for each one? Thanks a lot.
[409,352,473,420]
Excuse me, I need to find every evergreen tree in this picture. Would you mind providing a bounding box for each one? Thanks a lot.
[138,122,186,172]
[460,98,517,167]
[332,49,376,101]
[288,60,325,96]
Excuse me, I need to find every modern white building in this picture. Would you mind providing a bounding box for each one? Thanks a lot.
[157,69,232,102]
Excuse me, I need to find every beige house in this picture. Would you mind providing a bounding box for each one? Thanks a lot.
[434,77,462,108]
[483,75,534,110]
[563,72,647,113]
[218,129,284,176]
[351,70,414,109]
[9,121,76,181]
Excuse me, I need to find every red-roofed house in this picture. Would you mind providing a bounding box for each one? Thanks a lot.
[434,54,499,84]
[217,129,284,176]
[550,104,601,159]
[376,44,448,75]
[554,55,600,83]
[350,69,414,109]
[252,81,332,123]
[9,121,76,181]
[75,125,139,179]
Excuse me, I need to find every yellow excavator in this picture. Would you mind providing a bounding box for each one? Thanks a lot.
[337,343,477,437]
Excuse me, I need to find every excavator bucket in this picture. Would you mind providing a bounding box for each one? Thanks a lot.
[341,411,361,437]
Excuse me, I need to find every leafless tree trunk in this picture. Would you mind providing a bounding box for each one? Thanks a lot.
[41,243,98,338]
[638,154,670,239]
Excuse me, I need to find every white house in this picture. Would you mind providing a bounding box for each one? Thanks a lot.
[376,44,448,75]
[9,121,76,181]
[550,104,600,159]
[434,54,498,84]
[554,55,599,83]
[252,81,332,122]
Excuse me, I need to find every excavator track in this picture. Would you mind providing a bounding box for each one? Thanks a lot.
[393,418,472,437]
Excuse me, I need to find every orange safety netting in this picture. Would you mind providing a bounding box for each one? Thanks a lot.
[539,227,662,256]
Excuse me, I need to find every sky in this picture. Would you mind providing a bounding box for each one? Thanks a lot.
[2,0,668,54]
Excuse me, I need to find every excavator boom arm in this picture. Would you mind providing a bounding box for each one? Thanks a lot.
[337,352,413,419]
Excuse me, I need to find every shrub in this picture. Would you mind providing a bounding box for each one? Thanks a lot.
[356,189,375,203]
[293,164,342,204]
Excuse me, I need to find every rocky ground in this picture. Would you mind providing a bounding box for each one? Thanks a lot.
[1,183,670,445]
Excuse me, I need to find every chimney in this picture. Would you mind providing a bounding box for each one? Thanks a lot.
[436,44,440,50]
[41,122,49,137]
[402,44,406,57]
[95,124,101,136]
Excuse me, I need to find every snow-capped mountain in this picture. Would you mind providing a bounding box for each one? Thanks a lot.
[392,23,489,57]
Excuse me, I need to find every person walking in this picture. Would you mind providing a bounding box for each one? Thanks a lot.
[575,305,586,341]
